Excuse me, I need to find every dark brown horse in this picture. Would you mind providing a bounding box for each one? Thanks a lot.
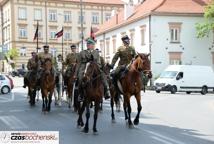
[26,58,38,106]
[40,58,55,112]
[103,63,122,122]
[65,63,79,111]
[116,53,152,127]
[77,61,104,134]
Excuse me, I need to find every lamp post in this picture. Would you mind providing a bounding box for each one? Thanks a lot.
[80,0,84,50]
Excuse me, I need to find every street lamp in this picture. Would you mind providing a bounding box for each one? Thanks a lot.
[80,0,84,50]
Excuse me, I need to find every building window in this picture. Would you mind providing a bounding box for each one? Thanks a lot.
[64,29,72,40]
[106,39,110,55]
[19,27,27,38]
[50,31,56,39]
[169,22,182,43]
[20,47,26,56]
[34,9,42,21]
[49,10,57,22]
[78,12,85,24]
[64,11,71,22]
[92,12,99,24]
[105,13,111,21]
[140,25,146,45]
[112,36,116,53]
[130,29,135,46]
[18,7,27,20]
[168,52,182,65]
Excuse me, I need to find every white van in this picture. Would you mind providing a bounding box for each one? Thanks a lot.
[154,65,214,95]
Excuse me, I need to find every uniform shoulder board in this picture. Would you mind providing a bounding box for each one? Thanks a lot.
[118,46,125,51]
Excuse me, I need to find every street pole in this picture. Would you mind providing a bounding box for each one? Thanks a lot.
[45,0,48,45]
[36,20,39,53]
[80,0,84,51]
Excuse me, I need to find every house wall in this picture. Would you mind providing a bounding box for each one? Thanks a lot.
[96,15,213,84]
[151,15,213,79]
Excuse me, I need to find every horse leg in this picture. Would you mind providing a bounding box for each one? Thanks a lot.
[54,87,58,106]
[42,95,45,112]
[83,104,90,133]
[126,95,133,127]
[93,101,99,134]
[47,92,53,112]
[77,100,85,127]
[134,93,142,125]
[111,96,115,122]
[123,96,128,120]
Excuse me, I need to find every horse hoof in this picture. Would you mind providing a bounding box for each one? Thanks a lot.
[134,119,139,125]
[129,124,134,129]
[82,128,89,133]
[93,129,98,135]
[112,119,116,123]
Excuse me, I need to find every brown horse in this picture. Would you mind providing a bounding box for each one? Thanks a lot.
[116,53,152,127]
[40,58,55,112]
[77,61,104,134]
[26,58,38,106]
[103,63,122,122]
[65,63,79,111]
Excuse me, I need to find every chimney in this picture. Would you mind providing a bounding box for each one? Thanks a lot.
[124,0,134,20]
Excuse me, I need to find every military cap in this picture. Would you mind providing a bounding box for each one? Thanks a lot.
[70,44,76,49]
[86,38,96,45]
[43,45,49,49]
[121,35,130,41]
[57,54,62,58]
[31,52,36,55]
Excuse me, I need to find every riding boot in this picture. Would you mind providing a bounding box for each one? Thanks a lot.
[23,77,27,88]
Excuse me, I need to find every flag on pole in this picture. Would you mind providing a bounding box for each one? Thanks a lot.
[55,28,63,38]
[90,26,95,40]
[33,22,39,40]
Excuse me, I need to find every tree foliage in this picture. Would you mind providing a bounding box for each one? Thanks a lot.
[196,1,214,38]
[5,48,19,69]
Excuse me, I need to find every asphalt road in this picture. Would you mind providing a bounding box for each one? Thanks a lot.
[0,77,214,144]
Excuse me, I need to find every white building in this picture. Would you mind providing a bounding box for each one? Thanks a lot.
[95,0,213,82]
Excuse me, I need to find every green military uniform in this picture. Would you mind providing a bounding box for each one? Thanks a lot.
[38,52,53,68]
[23,52,37,88]
[110,45,137,77]
[75,38,110,99]
[65,52,79,77]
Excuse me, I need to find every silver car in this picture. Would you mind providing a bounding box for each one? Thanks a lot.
[0,74,14,94]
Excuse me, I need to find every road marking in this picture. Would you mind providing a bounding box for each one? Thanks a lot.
[145,130,185,144]
[0,116,28,129]
[151,136,173,144]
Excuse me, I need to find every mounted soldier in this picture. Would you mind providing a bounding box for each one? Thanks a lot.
[75,38,111,100]
[64,44,79,88]
[37,45,55,87]
[23,51,37,88]
[109,35,150,90]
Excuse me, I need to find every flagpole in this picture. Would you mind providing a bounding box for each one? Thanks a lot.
[80,0,83,51]
[36,20,39,53]
[62,27,64,60]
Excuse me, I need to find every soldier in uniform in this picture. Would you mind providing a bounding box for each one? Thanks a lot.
[109,35,149,89]
[64,44,79,87]
[109,35,137,80]
[75,38,111,100]
[37,45,55,86]
[23,52,37,88]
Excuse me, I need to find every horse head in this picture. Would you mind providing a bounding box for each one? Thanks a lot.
[43,58,53,75]
[139,53,152,79]
[82,61,100,87]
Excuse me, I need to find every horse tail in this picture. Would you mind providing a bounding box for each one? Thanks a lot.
[114,92,121,106]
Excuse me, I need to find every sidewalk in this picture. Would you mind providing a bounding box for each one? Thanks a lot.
[11,77,23,88]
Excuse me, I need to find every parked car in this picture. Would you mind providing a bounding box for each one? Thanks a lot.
[10,68,27,77]
[154,65,214,95]
[0,74,14,94]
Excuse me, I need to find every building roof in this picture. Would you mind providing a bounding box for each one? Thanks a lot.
[63,0,124,5]
[0,0,124,5]
[96,0,211,35]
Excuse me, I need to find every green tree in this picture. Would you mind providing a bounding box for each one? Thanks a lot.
[5,48,19,69]
[196,1,214,38]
